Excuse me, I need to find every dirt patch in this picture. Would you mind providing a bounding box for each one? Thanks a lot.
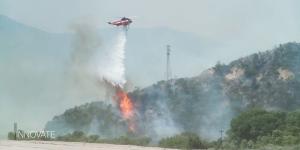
[0,140,176,150]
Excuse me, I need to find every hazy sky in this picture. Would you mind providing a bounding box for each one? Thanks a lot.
[0,1,298,33]
[1,0,300,59]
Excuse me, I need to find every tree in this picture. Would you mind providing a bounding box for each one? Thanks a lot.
[229,108,286,143]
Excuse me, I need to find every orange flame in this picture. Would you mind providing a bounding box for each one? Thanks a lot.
[115,88,136,132]
[117,91,134,119]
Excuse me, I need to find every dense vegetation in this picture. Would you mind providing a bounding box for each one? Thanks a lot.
[158,132,209,149]
[155,108,300,149]
[55,131,151,146]
[45,101,128,137]
[221,108,300,149]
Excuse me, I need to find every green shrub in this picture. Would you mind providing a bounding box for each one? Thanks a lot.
[87,135,99,143]
[55,131,151,146]
[7,132,16,140]
[56,131,87,142]
[158,132,208,149]
[99,136,151,146]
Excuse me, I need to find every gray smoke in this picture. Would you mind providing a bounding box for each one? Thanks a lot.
[65,21,107,104]
[65,21,128,104]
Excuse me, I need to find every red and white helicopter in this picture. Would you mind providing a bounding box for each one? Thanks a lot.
[108,17,133,31]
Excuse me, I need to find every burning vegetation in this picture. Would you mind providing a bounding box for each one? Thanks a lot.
[114,86,136,132]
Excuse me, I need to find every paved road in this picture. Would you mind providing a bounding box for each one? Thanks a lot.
[0,140,175,150]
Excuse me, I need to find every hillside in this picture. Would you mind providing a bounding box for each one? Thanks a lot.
[46,42,300,140]
[45,101,128,138]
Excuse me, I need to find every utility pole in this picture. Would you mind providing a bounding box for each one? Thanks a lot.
[14,122,17,140]
[166,45,172,82]
[220,129,224,150]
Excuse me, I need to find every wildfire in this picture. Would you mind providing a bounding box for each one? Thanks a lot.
[116,90,134,119]
[115,87,136,132]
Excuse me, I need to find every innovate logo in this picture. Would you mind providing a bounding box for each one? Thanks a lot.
[16,130,56,140]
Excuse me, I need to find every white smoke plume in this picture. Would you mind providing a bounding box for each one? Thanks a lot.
[93,31,127,87]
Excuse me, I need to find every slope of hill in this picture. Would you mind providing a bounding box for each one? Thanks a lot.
[45,101,128,138]
[46,42,300,140]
